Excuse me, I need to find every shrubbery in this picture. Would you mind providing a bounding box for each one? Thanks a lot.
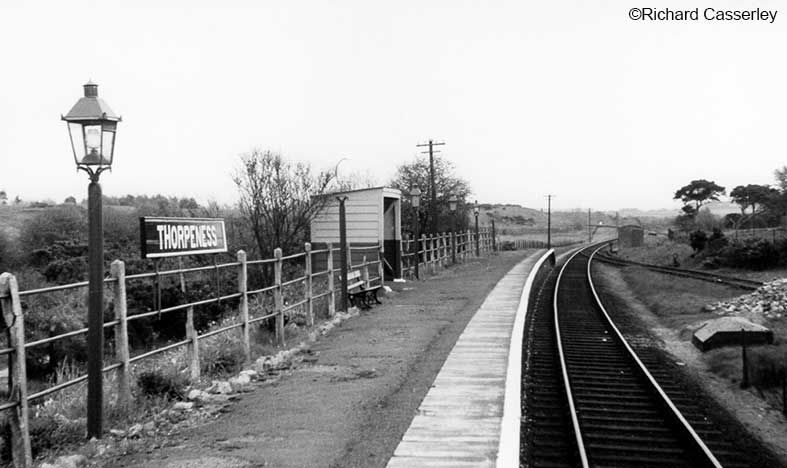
[690,228,782,270]
[137,368,188,400]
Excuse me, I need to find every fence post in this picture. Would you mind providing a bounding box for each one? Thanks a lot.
[429,236,435,273]
[327,243,335,317]
[491,220,496,252]
[274,248,285,346]
[444,233,449,265]
[110,260,131,411]
[741,329,749,389]
[419,234,426,278]
[179,258,200,382]
[362,255,370,288]
[305,243,314,327]
[451,231,457,264]
[0,273,32,468]
[237,250,251,363]
[378,246,385,285]
[437,232,446,268]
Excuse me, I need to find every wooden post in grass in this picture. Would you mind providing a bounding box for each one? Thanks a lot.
[741,329,750,389]
[237,250,251,363]
[327,243,335,317]
[305,243,314,327]
[179,257,200,381]
[0,273,32,468]
[110,260,131,411]
[274,248,285,346]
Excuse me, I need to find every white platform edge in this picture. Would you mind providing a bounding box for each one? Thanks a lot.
[495,248,555,468]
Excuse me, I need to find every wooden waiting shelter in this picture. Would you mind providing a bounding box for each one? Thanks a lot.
[310,187,403,279]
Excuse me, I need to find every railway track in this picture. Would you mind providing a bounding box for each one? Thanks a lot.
[595,252,763,291]
[522,244,752,468]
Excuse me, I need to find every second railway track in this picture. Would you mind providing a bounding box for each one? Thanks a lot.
[522,244,753,468]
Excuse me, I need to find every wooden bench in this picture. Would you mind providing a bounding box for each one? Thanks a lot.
[346,270,382,310]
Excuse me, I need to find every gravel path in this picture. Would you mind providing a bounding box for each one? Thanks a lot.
[102,251,530,468]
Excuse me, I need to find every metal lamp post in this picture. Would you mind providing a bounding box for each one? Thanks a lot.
[62,81,121,439]
[474,200,480,257]
[337,196,349,312]
[448,198,458,264]
[411,188,421,279]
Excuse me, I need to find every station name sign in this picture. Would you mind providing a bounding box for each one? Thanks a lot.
[140,217,227,259]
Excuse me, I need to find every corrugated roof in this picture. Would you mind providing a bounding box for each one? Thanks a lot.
[314,186,402,198]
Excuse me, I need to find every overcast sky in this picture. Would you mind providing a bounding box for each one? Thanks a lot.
[1,1,785,211]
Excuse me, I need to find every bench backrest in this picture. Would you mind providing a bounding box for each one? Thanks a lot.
[347,270,361,282]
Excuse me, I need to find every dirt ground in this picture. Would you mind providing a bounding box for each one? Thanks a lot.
[97,250,532,468]
[594,263,787,466]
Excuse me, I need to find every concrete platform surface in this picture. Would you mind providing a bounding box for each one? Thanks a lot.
[387,251,548,468]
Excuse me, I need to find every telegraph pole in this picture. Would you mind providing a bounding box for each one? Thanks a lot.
[546,195,555,249]
[588,208,592,243]
[416,140,445,234]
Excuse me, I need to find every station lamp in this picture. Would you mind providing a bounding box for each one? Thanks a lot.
[62,81,121,439]
[411,188,422,208]
[62,81,121,179]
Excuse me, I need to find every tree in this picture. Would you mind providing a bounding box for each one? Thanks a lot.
[0,190,7,205]
[389,153,472,234]
[63,196,77,205]
[730,184,776,215]
[233,149,336,257]
[774,166,787,192]
[673,179,726,215]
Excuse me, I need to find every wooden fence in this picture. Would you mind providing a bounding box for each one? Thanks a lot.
[0,233,498,467]
[400,228,495,278]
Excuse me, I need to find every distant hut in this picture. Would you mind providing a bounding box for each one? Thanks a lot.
[618,224,644,247]
[311,187,402,279]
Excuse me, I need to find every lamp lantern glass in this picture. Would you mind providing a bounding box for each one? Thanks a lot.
[411,188,422,208]
[62,81,121,173]
[448,198,458,212]
[473,200,479,215]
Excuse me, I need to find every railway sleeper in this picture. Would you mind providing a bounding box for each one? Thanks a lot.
[581,421,672,433]
[589,452,693,468]
[587,442,686,456]
[570,376,643,386]
[581,406,659,417]
[530,458,575,468]
[580,414,667,425]
[584,432,676,445]
[572,384,648,395]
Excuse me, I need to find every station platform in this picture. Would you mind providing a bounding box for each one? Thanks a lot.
[100,251,551,468]
[387,249,552,468]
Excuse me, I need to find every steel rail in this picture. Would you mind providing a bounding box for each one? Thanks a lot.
[596,253,762,290]
[586,244,723,468]
[552,245,591,468]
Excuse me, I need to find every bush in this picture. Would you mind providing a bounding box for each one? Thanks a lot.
[689,230,708,252]
[137,368,188,400]
[2,414,84,462]
[0,231,18,271]
[18,206,86,258]
[717,239,778,270]
[200,330,246,376]
[499,241,517,251]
